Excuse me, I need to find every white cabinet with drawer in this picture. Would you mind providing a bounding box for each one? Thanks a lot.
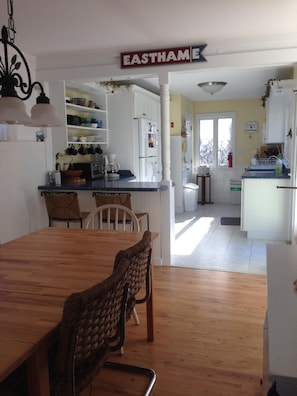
[264,80,293,144]
[241,177,291,240]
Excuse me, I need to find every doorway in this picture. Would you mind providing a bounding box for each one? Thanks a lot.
[171,202,269,275]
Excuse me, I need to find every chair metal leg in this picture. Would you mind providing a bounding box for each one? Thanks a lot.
[146,213,150,231]
[132,307,140,325]
[104,361,156,396]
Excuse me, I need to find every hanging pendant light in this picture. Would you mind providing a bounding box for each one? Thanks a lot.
[0,0,63,127]
[30,93,63,127]
[197,81,227,95]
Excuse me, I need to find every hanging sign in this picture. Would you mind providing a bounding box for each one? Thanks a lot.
[121,44,207,69]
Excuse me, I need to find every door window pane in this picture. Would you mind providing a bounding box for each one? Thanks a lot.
[200,119,213,166]
[218,118,232,167]
[196,113,235,168]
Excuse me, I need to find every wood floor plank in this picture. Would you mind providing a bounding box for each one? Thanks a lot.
[85,266,268,396]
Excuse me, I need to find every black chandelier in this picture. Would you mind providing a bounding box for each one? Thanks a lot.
[0,0,62,126]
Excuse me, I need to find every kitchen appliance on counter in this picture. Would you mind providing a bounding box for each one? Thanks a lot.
[72,160,105,180]
[104,154,120,180]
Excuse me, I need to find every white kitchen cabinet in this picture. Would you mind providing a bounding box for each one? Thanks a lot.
[241,178,291,240]
[133,88,160,121]
[264,80,293,144]
[107,84,160,173]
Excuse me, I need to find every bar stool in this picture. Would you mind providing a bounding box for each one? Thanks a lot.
[92,192,149,230]
[41,191,89,228]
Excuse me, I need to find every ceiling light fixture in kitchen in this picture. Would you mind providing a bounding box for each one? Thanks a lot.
[197,81,227,95]
[0,0,62,127]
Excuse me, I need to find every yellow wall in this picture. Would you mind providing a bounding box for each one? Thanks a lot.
[170,94,266,167]
[170,93,194,136]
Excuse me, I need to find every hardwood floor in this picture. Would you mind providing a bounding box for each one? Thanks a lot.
[84,266,268,396]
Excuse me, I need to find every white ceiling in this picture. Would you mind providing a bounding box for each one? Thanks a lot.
[1,0,297,101]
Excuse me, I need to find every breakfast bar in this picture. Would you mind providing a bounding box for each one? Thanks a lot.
[38,178,171,265]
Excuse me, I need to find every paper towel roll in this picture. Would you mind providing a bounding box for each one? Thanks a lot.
[54,171,61,185]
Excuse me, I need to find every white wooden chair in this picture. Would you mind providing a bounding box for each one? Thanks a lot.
[84,204,140,231]
[85,203,141,343]
[92,192,149,230]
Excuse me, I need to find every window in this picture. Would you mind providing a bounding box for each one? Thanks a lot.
[196,112,236,167]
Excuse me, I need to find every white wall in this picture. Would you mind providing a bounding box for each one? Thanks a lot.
[192,166,245,205]
[208,167,245,204]
[0,49,52,243]
[0,139,49,243]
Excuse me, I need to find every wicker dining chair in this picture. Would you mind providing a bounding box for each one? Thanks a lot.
[113,230,153,352]
[0,255,156,396]
[41,191,89,228]
[84,203,140,231]
[93,192,150,230]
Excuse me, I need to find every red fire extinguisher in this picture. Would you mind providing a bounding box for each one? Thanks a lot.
[228,152,233,168]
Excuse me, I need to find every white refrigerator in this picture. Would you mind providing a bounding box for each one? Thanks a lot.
[134,118,162,181]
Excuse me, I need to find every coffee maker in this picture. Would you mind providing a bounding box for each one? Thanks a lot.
[104,154,120,180]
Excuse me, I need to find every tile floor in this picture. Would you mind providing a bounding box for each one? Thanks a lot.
[171,203,285,275]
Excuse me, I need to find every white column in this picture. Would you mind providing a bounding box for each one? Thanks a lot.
[158,72,175,265]
[159,73,171,181]
[290,90,297,243]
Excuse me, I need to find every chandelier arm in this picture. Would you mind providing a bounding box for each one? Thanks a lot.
[0,26,43,101]
[0,0,63,126]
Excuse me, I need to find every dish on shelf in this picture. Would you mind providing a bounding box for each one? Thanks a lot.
[87,135,104,142]
[81,123,98,128]
[68,136,78,142]
[71,98,87,106]
[67,115,81,125]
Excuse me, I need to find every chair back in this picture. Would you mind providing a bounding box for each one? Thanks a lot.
[93,192,149,231]
[93,192,133,210]
[85,204,140,231]
[114,230,152,320]
[41,191,82,224]
[53,257,130,396]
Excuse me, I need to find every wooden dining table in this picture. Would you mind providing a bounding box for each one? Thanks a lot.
[0,227,158,396]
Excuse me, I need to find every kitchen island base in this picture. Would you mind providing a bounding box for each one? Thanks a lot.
[38,179,174,266]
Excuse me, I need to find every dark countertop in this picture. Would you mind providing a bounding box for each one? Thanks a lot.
[38,177,168,192]
[241,171,290,179]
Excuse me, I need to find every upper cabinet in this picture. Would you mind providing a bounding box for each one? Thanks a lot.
[133,88,160,122]
[264,80,293,144]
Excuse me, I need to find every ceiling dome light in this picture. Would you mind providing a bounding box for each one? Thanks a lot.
[197,81,227,95]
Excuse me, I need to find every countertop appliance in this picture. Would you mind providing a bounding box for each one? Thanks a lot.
[134,118,161,182]
[72,161,105,179]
